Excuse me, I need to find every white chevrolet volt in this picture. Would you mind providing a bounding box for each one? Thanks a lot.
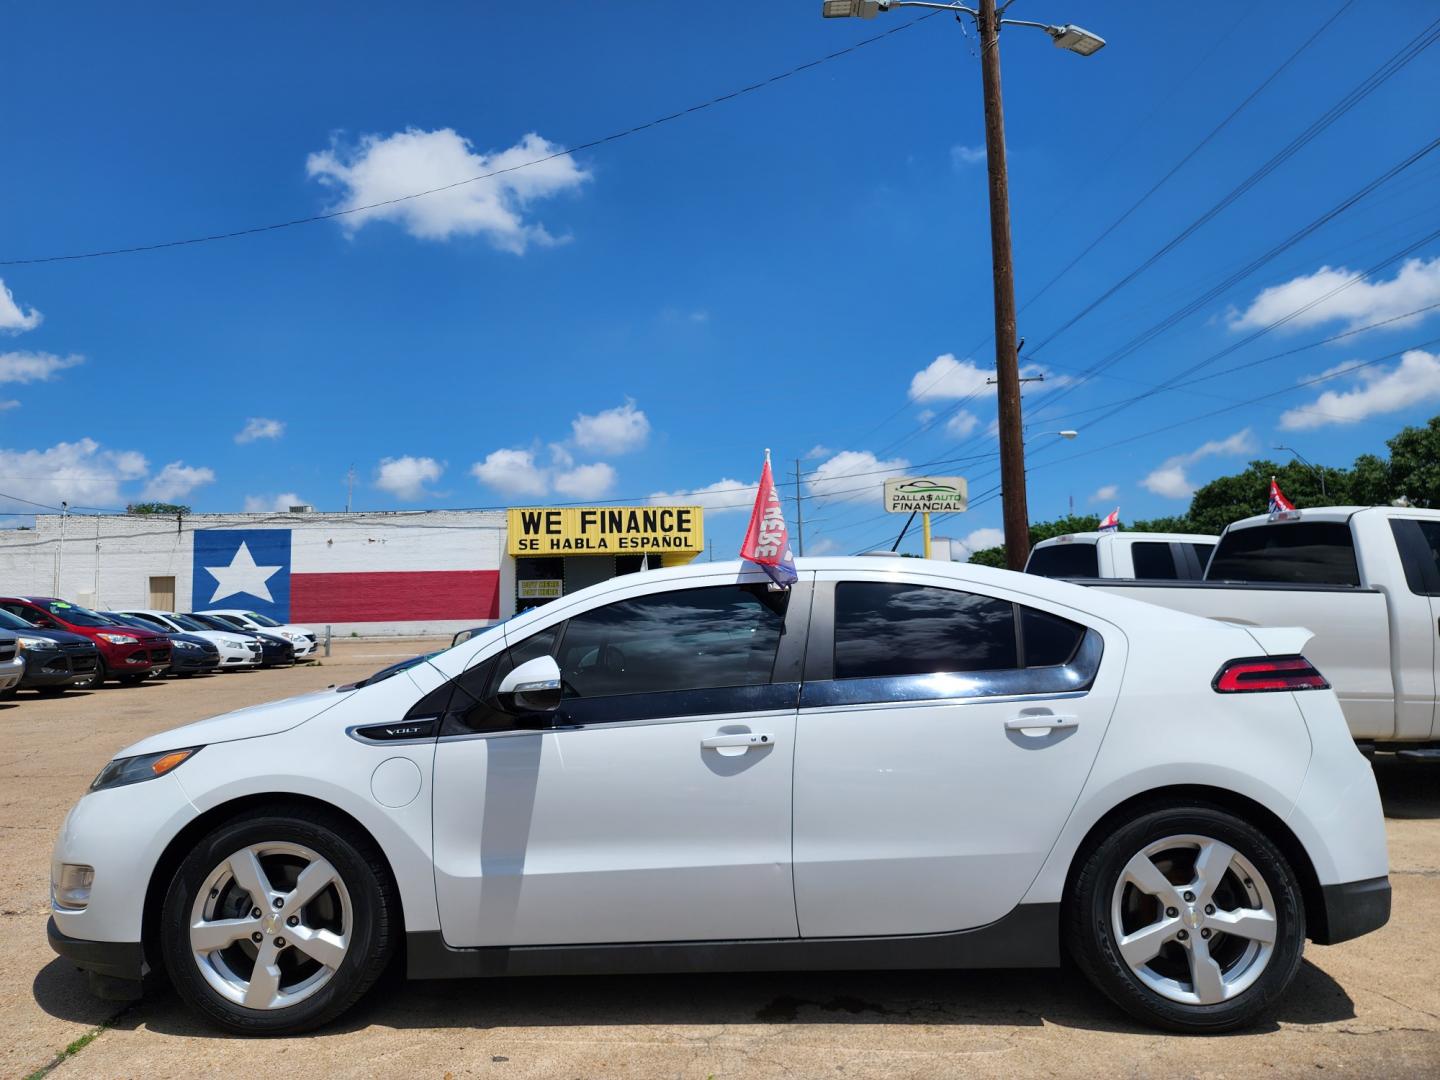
[48,559,1389,1035]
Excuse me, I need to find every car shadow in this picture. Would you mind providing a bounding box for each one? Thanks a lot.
[33,956,1354,1039]
[1373,755,1440,820]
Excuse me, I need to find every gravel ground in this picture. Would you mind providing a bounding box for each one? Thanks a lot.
[2,640,1436,1079]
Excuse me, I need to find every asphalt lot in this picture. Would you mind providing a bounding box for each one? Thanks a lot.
[2,639,1437,1079]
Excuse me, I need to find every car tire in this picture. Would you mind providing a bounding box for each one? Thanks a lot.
[71,658,106,690]
[160,808,397,1035]
[1066,803,1305,1033]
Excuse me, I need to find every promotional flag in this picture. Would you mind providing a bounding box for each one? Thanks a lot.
[739,451,798,587]
[1098,507,1120,532]
[1268,476,1295,519]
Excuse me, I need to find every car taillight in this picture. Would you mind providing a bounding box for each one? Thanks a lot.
[1213,655,1329,693]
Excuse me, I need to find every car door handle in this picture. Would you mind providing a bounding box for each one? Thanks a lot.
[1005,714,1079,736]
[701,732,775,750]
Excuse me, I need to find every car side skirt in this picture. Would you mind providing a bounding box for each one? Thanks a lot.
[406,903,1060,980]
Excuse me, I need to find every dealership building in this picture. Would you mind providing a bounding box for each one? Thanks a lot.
[0,505,706,638]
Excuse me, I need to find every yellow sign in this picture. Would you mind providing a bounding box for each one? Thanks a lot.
[517,579,564,600]
[507,506,705,556]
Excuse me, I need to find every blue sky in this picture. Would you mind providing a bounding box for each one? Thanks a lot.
[3,1,1439,556]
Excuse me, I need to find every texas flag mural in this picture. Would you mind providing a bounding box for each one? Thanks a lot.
[192,528,500,623]
[739,451,797,587]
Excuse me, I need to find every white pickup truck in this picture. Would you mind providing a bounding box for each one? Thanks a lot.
[1026,530,1218,580]
[1083,506,1440,749]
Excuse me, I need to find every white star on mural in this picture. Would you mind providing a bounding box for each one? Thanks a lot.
[204,541,282,604]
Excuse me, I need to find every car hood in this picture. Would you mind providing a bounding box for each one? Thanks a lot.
[17,627,92,647]
[117,687,347,759]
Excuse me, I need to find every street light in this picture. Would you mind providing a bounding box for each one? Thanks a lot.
[1275,445,1327,499]
[823,0,1105,571]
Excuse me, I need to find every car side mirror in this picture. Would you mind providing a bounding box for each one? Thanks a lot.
[496,655,562,715]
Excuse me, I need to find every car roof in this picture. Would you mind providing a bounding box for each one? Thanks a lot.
[1224,505,1440,532]
[1031,531,1218,547]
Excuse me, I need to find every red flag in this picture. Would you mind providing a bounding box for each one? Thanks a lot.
[739,451,797,586]
[1268,476,1295,517]
[1098,507,1120,532]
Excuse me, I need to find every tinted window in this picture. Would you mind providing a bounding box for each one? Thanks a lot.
[834,583,1017,679]
[167,613,211,632]
[1131,542,1179,580]
[1188,544,1215,577]
[1019,608,1086,667]
[1026,543,1099,578]
[1391,519,1440,596]
[556,585,787,699]
[35,600,118,627]
[0,608,34,630]
[245,612,282,627]
[1207,523,1360,586]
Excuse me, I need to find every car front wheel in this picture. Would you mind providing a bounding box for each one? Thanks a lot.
[160,809,397,1034]
[1067,804,1305,1032]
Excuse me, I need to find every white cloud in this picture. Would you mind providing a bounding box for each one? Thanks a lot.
[374,455,443,500]
[0,280,41,334]
[807,537,841,556]
[909,354,991,402]
[649,477,758,515]
[1142,429,1255,499]
[1090,484,1119,504]
[306,128,590,254]
[942,526,1007,561]
[0,439,149,513]
[805,444,832,460]
[571,399,650,456]
[950,144,987,169]
[235,417,285,444]
[142,462,216,501]
[553,462,616,499]
[471,448,549,497]
[1279,349,1440,431]
[548,443,574,468]
[808,450,910,503]
[243,492,304,513]
[0,400,17,411]
[1228,257,1440,334]
[945,410,980,438]
[0,351,83,384]
[908,353,1069,402]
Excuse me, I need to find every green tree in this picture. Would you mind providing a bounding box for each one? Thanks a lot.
[1382,415,1440,506]
[127,502,190,515]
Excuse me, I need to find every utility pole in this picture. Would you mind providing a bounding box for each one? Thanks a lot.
[978,0,1028,571]
[346,464,356,513]
[793,459,805,557]
[54,501,68,595]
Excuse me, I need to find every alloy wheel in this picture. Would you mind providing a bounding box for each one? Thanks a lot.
[1109,833,1278,1006]
[188,842,352,1011]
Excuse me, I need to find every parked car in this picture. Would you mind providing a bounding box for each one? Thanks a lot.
[0,627,22,694]
[1082,506,1440,750]
[197,609,317,659]
[49,558,1388,1035]
[0,597,170,687]
[114,610,262,671]
[1026,530,1218,580]
[101,613,219,677]
[184,613,294,667]
[0,606,100,697]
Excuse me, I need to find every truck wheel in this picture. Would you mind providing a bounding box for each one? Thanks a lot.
[160,809,396,1035]
[1067,804,1305,1032]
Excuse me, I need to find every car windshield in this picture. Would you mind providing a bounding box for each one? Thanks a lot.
[166,613,211,632]
[36,600,122,627]
[244,612,282,627]
[0,608,36,631]
[102,613,153,630]
[345,652,439,691]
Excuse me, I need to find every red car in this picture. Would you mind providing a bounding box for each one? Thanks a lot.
[0,596,171,687]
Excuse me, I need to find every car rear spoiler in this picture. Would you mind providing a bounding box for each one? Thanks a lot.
[1242,626,1315,657]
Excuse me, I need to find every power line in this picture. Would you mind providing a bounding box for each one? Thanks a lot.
[0,13,941,267]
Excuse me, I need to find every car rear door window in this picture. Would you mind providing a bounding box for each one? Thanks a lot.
[1130,542,1180,580]
[1188,543,1215,577]
[556,584,788,699]
[1025,543,1099,578]
[834,583,1018,679]
[1390,519,1440,595]
[1207,522,1360,586]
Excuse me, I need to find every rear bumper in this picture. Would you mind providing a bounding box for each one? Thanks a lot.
[47,917,146,980]
[1314,875,1391,945]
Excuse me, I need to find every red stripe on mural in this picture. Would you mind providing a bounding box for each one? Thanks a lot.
[290,570,500,623]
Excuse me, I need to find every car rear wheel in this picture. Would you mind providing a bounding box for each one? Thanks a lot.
[1066,804,1305,1032]
[160,809,396,1035]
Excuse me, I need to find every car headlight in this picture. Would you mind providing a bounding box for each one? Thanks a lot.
[282,631,300,641]
[16,635,51,650]
[97,633,139,645]
[174,639,199,650]
[225,638,246,648]
[89,747,201,792]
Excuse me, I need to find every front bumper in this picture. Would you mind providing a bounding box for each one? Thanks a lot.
[1315,875,1391,945]
[20,645,99,687]
[169,650,220,673]
[47,917,146,980]
[0,654,22,691]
